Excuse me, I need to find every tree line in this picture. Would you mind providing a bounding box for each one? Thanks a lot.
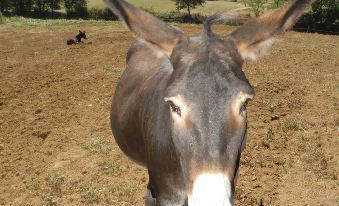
[0,0,337,34]
[0,0,96,18]
[240,0,338,34]
[174,0,338,33]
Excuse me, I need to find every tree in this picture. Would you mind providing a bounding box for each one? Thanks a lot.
[289,0,338,33]
[64,0,88,18]
[311,0,339,26]
[47,0,62,16]
[270,0,290,9]
[173,0,206,18]
[34,0,48,14]
[33,0,61,17]
[13,0,35,15]
[0,11,5,24]
[242,0,266,17]
[0,0,13,13]
[241,0,247,6]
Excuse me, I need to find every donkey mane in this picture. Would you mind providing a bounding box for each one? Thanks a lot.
[203,9,243,37]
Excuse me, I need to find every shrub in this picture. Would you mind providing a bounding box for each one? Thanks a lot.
[244,0,267,17]
[283,119,299,132]
[141,8,206,23]
[64,0,88,18]
[295,0,339,34]
[173,0,206,18]
[0,12,5,24]
[268,0,290,9]
[88,7,118,20]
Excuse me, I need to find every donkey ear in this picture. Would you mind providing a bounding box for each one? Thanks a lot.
[104,0,185,56]
[229,0,315,60]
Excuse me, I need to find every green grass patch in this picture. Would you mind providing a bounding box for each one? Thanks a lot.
[283,119,299,132]
[109,181,138,198]
[266,125,274,139]
[77,186,100,203]
[83,138,110,154]
[42,193,57,206]
[99,160,127,174]
[49,175,65,194]
[263,99,282,113]
[262,125,274,148]
[3,17,118,28]
[0,12,5,24]
[28,177,43,191]
[50,175,65,185]
[103,65,124,75]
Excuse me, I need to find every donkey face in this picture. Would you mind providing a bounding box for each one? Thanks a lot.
[163,34,254,205]
[76,30,87,40]
[105,0,314,205]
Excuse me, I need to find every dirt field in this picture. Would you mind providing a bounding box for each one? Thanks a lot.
[0,19,338,206]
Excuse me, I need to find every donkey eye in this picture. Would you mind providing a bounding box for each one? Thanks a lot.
[167,101,181,116]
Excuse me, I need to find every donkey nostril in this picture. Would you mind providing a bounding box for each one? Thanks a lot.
[239,104,246,117]
[239,101,248,117]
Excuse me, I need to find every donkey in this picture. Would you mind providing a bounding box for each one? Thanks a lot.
[105,0,315,205]
[66,30,87,45]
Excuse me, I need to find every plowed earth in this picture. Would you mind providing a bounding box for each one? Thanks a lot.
[0,21,338,205]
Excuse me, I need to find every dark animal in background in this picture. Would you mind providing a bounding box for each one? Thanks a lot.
[66,30,87,45]
[105,0,315,205]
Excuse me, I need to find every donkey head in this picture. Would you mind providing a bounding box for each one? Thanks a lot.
[105,0,314,205]
[76,30,87,40]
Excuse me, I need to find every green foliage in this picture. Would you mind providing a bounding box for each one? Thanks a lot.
[77,186,100,203]
[243,0,266,17]
[13,0,35,15]
[35,0,62,12]
[242,0,290,17]
[173,0,206,17]
[242,0,338,33]
[29,177,43,191]
[87,7,118,20]
[47,0,62,10]
[295,0,339,34]
[64,0,88,18]
[0,0,63,17]
[0,12,4,24]
[311,0,338,25]
[0,0,12,13]
[266,125,274,140]
[142,7,206,23]
[50,175,65,187]
[42,193,57,206]
[83,138,110,154]
[48,174,65,195]
[32,0,62,17]
[283,119,299,132]
[268,0,290,9]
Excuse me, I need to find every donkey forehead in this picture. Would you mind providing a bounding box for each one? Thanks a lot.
[168,35,252,99]
[179,35,239,58]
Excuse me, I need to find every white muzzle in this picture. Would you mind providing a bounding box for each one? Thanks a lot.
[188,173,232,206]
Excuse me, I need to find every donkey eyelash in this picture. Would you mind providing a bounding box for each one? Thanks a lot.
[239,101,248,117]
[167,101,181,116]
